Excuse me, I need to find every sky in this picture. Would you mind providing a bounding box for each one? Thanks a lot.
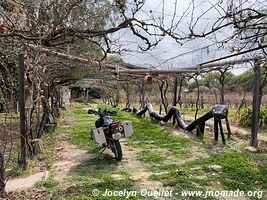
[110,0,265,74]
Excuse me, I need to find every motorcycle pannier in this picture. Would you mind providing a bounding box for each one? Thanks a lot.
[123,121,133,137]
[91,128,106,144]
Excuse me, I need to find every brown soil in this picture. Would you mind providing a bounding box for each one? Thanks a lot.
[5,171,48,192]
[51,134,162,191]
[119,139,162,190]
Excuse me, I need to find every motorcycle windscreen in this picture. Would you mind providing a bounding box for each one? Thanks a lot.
[91,128,107,144]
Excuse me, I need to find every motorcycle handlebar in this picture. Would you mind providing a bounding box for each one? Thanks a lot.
[87,109,117,116]
[87,109,97,115]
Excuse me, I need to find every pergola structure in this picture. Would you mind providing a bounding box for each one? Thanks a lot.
[17,43,266,163]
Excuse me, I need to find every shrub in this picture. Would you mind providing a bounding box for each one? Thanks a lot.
[238,107,267,128]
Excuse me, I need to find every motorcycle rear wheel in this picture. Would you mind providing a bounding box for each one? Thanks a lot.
[112,140,122,161]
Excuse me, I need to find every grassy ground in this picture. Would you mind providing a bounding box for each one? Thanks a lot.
[112,107,267,199]
[33,104,149,200]
[8,103,267,200]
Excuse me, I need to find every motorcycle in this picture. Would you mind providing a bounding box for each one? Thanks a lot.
[88,108,133,161]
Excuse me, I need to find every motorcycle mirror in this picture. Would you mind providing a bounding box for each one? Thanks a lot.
[87,109,96,114]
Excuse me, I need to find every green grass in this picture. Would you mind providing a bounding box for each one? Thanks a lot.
[27,103,267,199]
[58,104,101,151]
[148,151,267,199]
[114,105,267,199]
[36,174,58,192]
[43,104,150,200]
[138,150,165,163]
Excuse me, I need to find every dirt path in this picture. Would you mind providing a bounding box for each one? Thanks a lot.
[51,133,162,192]
[119,139,162,190]
[50,133,90,182]
[5,171,48,192]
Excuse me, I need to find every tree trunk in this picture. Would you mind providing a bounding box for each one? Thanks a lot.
[37,84,51,138]
[200,94,204,109]
[126,83,131,107]
[219,68,231,139]
[139,83,145,108]
[159,80,169,114]
[30,139,44,156]
[219,69,226,104]
[236,91,247,113]
[214,92,218,104]
[18,53,27,168]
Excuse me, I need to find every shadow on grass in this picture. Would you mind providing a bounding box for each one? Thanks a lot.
[67,151,121,177]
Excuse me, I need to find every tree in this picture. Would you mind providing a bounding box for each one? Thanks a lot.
[0,45,18,196]
[202,72,220,90]
[187,0,267,54]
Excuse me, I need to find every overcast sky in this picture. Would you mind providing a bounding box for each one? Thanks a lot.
[113,0,226,67]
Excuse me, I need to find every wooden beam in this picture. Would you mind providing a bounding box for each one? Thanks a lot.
[114,68,197,75]
[199,44,267,66]
[173,77,178,106]
[27,44,101,67]
[0,152,5,194]
[251,60,261,147]
[199,57,258,69]
[28,44,146,70]
[172,77,178,125]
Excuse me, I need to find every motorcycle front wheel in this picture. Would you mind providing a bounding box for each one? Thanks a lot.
[111,140,122,161]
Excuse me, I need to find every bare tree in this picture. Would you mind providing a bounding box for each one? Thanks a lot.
[158,78,169,114]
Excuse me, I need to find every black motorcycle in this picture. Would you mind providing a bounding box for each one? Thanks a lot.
[88,108,123,161]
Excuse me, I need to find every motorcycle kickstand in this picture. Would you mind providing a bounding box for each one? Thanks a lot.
[99,147,107,154]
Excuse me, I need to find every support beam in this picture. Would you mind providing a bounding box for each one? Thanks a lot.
[199,44,267,67]
[251,60,261,147]
[199,57,257,69]
[172,77,178,125]
[28,44,146,70]
[28,44,100,67]
[0,152,5,195]
[218,119,226,144]
[173,77,178,106]
[18,53,27,168]
[114,68,197,75]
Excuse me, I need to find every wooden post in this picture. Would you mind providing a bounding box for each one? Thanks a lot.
[251,60,261,147]
[225,117,232,139]
[173,77,178,125]
[115,85,119,107]
[0,153,5,195]
[218,119,226,144]
[173,77,178,106]
[126,83,130,107]
[214,118,219,145]
[18,53,27,168]
[115,69,120,107]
